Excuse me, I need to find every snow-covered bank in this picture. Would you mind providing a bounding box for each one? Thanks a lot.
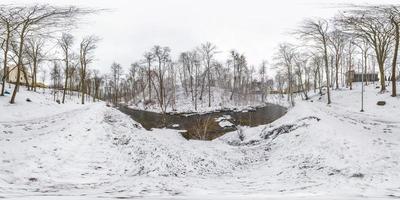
[1,84,400,199]
[128,86,287,114]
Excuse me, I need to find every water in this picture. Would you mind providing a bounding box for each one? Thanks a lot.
[118,104,287,140]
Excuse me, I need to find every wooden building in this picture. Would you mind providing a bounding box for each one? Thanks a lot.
[346,70,379,83]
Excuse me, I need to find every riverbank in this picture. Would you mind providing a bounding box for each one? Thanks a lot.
[127,86,287,114]
[119,103,287,140]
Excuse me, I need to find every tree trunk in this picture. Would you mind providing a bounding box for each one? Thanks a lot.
[62,50,69,103]
[335,56,339,89]
[148,61,151,101]
[1,28,10,96]
[323,40,331,104]
[207,61,211,107]
[10,26,26,104]
[81,70,85,104]
[391,19,399,97]
[33,58,37,92]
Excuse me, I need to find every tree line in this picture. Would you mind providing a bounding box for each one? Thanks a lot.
[274,5,400,106]
[105,43,272,113]
[2,4,399,111]
[0,4,99,104]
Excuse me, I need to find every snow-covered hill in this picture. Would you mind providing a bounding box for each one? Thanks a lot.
[0,84,399,199]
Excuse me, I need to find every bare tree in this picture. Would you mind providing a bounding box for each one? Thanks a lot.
[259,60,268,102]
[274,43,296,106]
[25,36,45,92]
[387,6,400,96]
[339,8,393,92]
[79,35,99,104]
[328,28,347,89]
[229,50,239,100]
[198,42,218,107]
[0,6,18,96]
[298,19,332,104]
[50,60,61,101]
[129,62,140,102]
[191,116,212,140]
[294,51,310,100]
[58,33,74,103]
[110,62,123,105]
[151,45,171,113]
[92,69,102,102]
[6,4,94,104]
[143,52,153,101]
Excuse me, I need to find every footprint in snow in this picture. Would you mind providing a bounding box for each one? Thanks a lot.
[2,124,12,128]
[3,130,13,134]
[28,177,38,182]
[23,127,32,131]
[40,125,48,129]
[383,128,392,133]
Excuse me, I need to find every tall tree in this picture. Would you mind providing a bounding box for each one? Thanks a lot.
[58,33,74,103]
[79,35,98,104]
[110,62,123,105]
[0,6,18,96]
[4,4,94,104]
[199,42,218,107]
[328,28,347,89]
[340,7,393,92]
[298,19,332,104]
[143,52,153,101]
[259,60,268,102]
[25,37,45,92]
[274,43,296,106]
[151,45,171,113]
[387,6,400,97]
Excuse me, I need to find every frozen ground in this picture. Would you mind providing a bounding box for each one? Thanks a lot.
[0,83,400,199]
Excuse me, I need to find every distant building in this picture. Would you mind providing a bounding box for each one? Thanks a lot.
[6,66,32,85]
[346,70,379,83]
[6,66,46,87]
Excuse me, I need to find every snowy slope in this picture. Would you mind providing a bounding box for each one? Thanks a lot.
[220,84,400,198]
[1,84,400,199]
[0,89,86,122]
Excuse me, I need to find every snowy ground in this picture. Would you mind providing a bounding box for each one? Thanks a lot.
[1,83,400,199]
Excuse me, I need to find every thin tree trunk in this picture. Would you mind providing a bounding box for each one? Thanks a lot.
[323,39,331,104]
[62,50,69,103]
[10,26,26,104]
[391,19,399,97]
[1,28,10,96]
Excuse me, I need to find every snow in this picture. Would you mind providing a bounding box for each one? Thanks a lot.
[0,88,88,122]
[215,115,232,122]
[218,120,234,128]
[1,83,400,199]
[128,86,286,114]
[215,115,234,128]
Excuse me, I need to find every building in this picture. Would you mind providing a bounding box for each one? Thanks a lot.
[346,70,379,83]
[6,66,33,85]
[5,66,46,88]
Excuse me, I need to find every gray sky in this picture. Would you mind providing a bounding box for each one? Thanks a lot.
[8,0,400,73]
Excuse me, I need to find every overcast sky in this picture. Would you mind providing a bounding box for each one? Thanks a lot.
[8,0,400,73]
